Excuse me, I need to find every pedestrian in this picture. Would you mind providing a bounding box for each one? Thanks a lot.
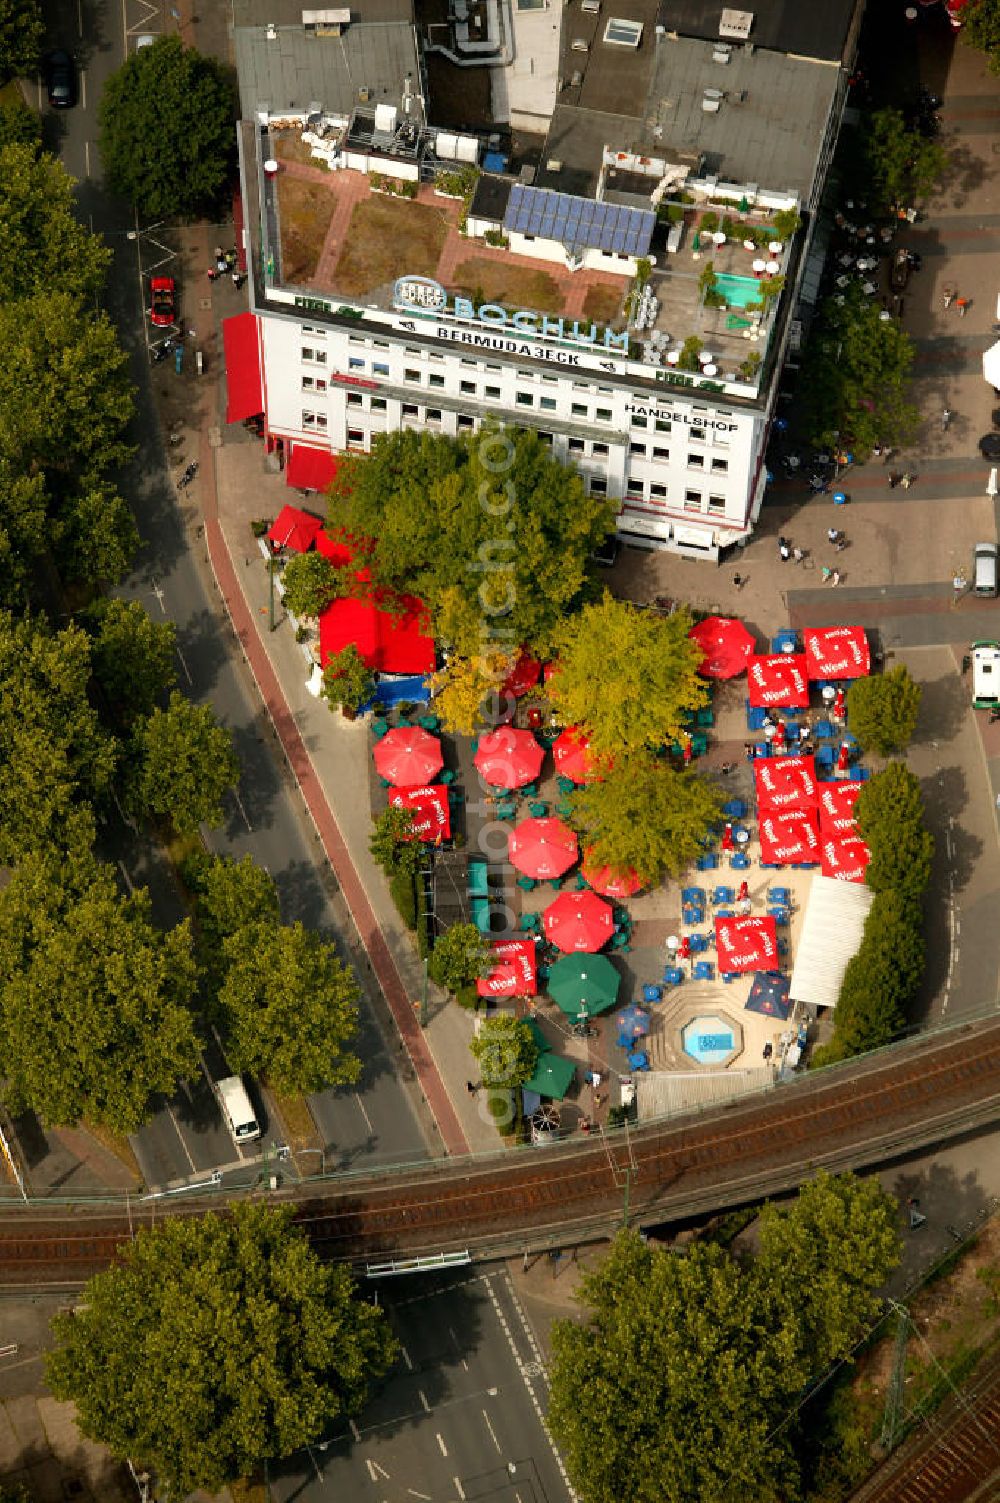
[900,472,913,489]
[720,761,734,775]
[682,738,693,766]
[888,471,901,489]
[733,572,745,589]
[214,244,224,261]
[466,1080,478,1096]
[207,267,219,282]
[827,527,840,545]
[763,1041,773,1062]
[792,546,805,564]
[830,569,841,587]
[744,742,754,761]
[216,255,228,275]
[821,566,833,583]
[955,297,969,317]
[778,536,791,562]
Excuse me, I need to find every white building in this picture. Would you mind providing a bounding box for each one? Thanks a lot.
[227,0,864,561]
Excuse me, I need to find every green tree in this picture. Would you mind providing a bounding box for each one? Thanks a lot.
[469,1013,538,1089]
[849,109,948,208]
[428,921,491,993]
[51,476,139,589]
[129,690,240,834]
[370,803,419,877]
[281,550,346,619]
[46,1205,397,1497]
[0,612,117,861]
[429,649,511,735]
[0,291,134,480]
[815,890,924,1064]
[549,594,707,760]
[754,1171,900,1369]
[187,852,280,998]
[321,643,376,715]
[0,96,41,149]
[856,762,934,901]
[328,427,616,656]
[798,284,920,455]
[846,665,922,757]
[570,754,721,885]
[86,598,177,728]
[97,36,237,218]
[218,921,361,1096]
[0,0,43,80]
[0,142,111,302]
[0,460,47,610]
[0,1483,30,1503]
[0,849,200,1131]
[964,0,1000,70]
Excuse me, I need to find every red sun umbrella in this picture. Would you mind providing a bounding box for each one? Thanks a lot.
[582,849,643,899]
[509,817,579,881]
[747,654,810,708]
[543,891,615,953]
[754,756,818,812]
[836,741,851,773]
[715,914,779,974]
[473,727,544,788]
[476,938,538,998]
[553,726,596,784]
[820,830,870,883]
[689,616,757,679]
[388,784,451,843]
[803,626,870,681]
[759,808,821,865]
[502,650,542,699]
[373,726,443,788]
[818,780,863,832]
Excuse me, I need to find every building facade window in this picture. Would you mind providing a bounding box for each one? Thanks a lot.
[302,410,328,430]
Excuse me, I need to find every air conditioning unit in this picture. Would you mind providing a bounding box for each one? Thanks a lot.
[712,44,731,62]
[582,0,601,12]
[358,86,370,102]
[702,87,723,112]
[571,36,589,50]
[719,7,753,40]
[546,158,563,172]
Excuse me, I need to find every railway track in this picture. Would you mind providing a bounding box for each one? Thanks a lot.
[2,1016,1000,1283]
[848,1346,1000,1503]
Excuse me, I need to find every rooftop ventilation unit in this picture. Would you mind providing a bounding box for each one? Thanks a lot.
[582,0,601,12]
[712,43,731,62]
[266,22,278,40]
[701,87,723,112]
[571,36,590,50]
[303,8,352,35]
[545,159,562,173]
[718,7,753,40]
[604,15,643,46]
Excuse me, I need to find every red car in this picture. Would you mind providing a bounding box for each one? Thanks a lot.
[149,275,176,327]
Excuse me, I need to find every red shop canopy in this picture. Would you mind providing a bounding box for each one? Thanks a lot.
[753,755,818,812]
[476,938,538,998]
[222,312,263,424]
[818,780,864,833]
[315,530,357,567]
[319,594,435,675]
[758,807,821,866]
[715,914,779,975]
[803,626,871,681]
[389,784,450,843]
[820,830,870,883]
[286,442,339,492]
[268,503,323,554]
[688,616,756,679]
[747,654,810,708]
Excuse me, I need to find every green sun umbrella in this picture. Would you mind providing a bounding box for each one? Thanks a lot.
[547,953,621,1018]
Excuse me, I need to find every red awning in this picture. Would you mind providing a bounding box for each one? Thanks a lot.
[319,594,435,676]
[747,654,810,708]
[820,830,870,883]
[286,442,339,493]
[818,780,864,833]
[758,807,821,865]
[753,755,818,812]
[268,504,323,554]
[803,626,870,681]
[222,312,263,424]
[389,784,450,843]
[715,915,779,975]
[477,939,538,999]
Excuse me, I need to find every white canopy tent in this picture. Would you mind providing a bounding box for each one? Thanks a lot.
[789,873,873,1012]
[983,341,1000,388]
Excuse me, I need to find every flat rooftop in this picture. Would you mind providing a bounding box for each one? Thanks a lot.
[655,0,860,64]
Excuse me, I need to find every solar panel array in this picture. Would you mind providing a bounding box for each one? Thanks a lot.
[503,185,655,257]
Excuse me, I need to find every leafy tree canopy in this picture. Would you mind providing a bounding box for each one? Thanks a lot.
[219,921,361,1096]
[856,761,934,901]
[129,690,240,834]
[50,475,139,589]
[0,291,134,481]
[46,1205,397,1497]
[843,108,948,209]
[548,1174,899,1503]
[0,96,41,150]
[0,847,200,1130]
[549,594,707,760]
[0,460,47,610]
[0,0,43,81]
[428,921,491,993]
[97,36,237,218]
[328,427,616,656]
[570,753,722,885]
[964,0,1000,69]
[798,284,920,456]
[846,665,922,757]
[187,852,281,999]
[469,1013,538,1089]
[281,550,346,619]
[0,612,117,861]
[816,890,924,1064]
[369,803,419,877]
[322,642,376,715]
[86,597,177,728]
[0,142,111,303]
[429,649,512,735]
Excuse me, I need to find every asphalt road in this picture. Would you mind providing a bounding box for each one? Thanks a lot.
[29,0,430,1191]
[269,1268,575,1503]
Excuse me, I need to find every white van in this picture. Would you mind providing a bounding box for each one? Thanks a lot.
[215,1075,261,1145]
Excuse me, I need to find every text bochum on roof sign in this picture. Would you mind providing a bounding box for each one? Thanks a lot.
[392,276,631,361]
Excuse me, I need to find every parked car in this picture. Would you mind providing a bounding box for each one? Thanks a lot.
[890,248,911,293]
[44,50,76,109]
[149,276,176,328]
[979,433,1000,460]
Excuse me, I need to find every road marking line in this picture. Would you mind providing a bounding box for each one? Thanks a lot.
[407,1491,431,1500]
[436,1433,448,1457]
[482,1408,501,1453]
[164,1104,197,1174]
[232,789,253,832]
[400,1343,413,1370]
[349,1418,360,1442]
[365,1458,390,1481]
[176,647,193,684]
[419,1389,431,1412]
[355,1092,375,1133]
[453,1479,465,1500]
